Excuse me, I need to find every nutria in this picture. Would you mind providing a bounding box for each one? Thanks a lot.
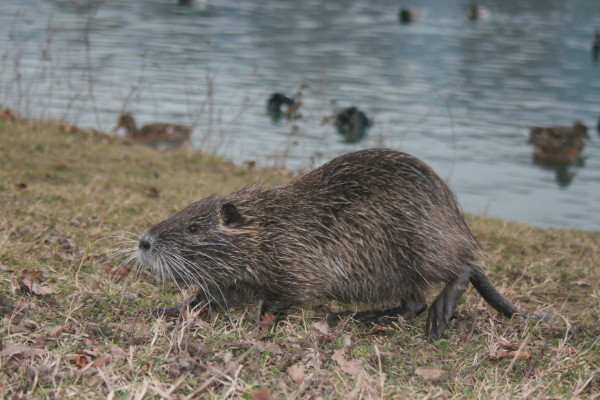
[136,148,540,338]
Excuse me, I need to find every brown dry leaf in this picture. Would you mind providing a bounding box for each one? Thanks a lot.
[55,162,68,171]
[59,124,79,133]
[250,339,283,355]
[66,353,92,368]
[498,339,519,351]
[49,323,70,337]
[571,280,589,287]
[224,360,241,376]
[21,270,42,280]
[110,345,127,359]
[0,342,45,358]
[287,363,306,384]
[34,336,46,348]
[223,351,234,364]
[489,350,531,362]
[549,347,575,355]
[20,277,55,296]
[0,108,15,122]
[92,355,112,368]
[313,320,330,335]
[252,388,274,400]
[82,348,101,357]
[331,348,363,376]
[69,219,86,228]
[259,312,276,328]
[84,338,100,347]
[299,348,324,370]
[103,265,130,282]
[414,367,447,380]
[84,274,103,289]
[222,351,241,376]
[144,186,161,198]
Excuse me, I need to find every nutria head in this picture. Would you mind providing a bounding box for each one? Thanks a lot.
[137,194,260,288]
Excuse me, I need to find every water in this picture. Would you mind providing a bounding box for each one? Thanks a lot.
[1,0,599,231]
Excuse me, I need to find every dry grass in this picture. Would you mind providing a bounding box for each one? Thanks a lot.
[0,119,598,399]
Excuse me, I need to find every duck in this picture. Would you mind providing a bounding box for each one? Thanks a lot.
[115,114,192,145]
[398,8,413,24]
[334,107,372,143]
[528,122,589,164]
[593,31,600,61]
[468,5,490,20]
[179,0,208,7]
[468,6,479,20]
[266,93,301,121]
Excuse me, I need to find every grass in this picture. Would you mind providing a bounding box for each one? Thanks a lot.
[0,118,598,399]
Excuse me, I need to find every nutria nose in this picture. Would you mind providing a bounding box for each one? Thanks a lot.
[138,233,153,252]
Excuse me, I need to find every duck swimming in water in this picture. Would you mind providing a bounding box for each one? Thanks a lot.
[528,122,589,164]
[266,93,301,121]
[115,114,192,146]
[593,31,600,62]
[398,8,413,24]
[334,107,372,143]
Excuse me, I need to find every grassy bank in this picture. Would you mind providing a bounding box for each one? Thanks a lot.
[1,119,598,399]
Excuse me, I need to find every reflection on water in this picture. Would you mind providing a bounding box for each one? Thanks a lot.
[0,0,599,231]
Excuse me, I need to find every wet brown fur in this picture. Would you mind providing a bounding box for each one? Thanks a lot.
[138,149,525,337]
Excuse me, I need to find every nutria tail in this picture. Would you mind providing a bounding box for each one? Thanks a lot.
[470,266,517,318]
[471,267,554,322]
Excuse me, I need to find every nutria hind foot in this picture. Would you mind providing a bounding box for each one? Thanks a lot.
[327,300,427,325]
[426,268,471,339]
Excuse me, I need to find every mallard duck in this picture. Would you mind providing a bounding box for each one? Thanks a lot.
[593,31,600,61]
[528,122,589,164]
[334,107,372,143]
[179,0,208,7]
[398,8,413,24]
[266,93,300,121]
[468,5,489,20]
[397,8,423,24]
[116,114,191,145]
[468,6,479,20]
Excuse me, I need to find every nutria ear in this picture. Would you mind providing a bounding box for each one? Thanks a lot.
[220,203,243,227]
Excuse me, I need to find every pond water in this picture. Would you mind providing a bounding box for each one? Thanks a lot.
[1,0,599,231]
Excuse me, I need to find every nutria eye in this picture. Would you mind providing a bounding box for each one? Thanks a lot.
[187,224,199,234]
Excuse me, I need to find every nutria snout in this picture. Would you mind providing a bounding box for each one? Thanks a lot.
[137,148,545,338]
